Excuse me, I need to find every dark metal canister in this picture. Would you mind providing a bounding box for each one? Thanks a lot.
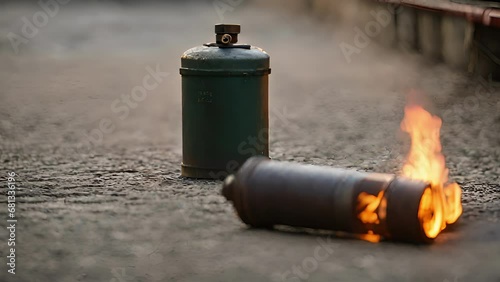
[222,157,435,243]
[180,24,270,179]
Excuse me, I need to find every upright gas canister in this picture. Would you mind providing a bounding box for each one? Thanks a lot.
[180,24,270,179]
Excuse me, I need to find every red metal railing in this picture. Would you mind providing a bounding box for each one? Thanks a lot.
[376,0,500,27]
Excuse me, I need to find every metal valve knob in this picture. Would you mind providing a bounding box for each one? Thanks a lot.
[215,24,240,44]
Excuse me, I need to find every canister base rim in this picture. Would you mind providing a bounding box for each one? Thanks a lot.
[181,164,231,179]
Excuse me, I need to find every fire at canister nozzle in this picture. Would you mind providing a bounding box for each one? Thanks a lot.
[222,157,439,244]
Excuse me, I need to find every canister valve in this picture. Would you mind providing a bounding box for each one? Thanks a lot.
[215,24,240,44]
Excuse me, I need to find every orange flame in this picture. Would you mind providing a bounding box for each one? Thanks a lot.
[357,191,385,243]
[355,104,462,241]
[401,105,462,238]
[357,191,384,224]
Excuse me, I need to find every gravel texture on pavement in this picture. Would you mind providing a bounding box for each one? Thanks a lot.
[0,2,499,282]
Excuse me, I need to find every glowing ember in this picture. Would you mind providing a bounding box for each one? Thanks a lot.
[400,105,462,239]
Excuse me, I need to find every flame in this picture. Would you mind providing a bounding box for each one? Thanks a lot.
[355,104,462,241]
[358,231,381,243]
[401,105,462,238]
[357,191,384,224]
[357,191,384,243]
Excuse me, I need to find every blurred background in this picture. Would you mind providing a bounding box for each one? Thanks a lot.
[0,0,499,281]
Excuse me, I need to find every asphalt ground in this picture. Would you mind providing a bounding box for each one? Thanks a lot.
[0,2,499,282]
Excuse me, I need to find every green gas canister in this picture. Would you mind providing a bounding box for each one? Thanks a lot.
[180,24,270,179]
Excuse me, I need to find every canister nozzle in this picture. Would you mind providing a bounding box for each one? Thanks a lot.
[215,24,240,44]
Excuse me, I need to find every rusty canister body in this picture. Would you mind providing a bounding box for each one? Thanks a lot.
[222,157,435,243]
[180,24,270,179]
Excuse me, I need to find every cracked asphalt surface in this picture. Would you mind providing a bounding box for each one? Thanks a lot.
[0,2,499,282]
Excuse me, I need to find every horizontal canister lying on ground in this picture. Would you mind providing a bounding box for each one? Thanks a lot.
[222,157,436,243]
